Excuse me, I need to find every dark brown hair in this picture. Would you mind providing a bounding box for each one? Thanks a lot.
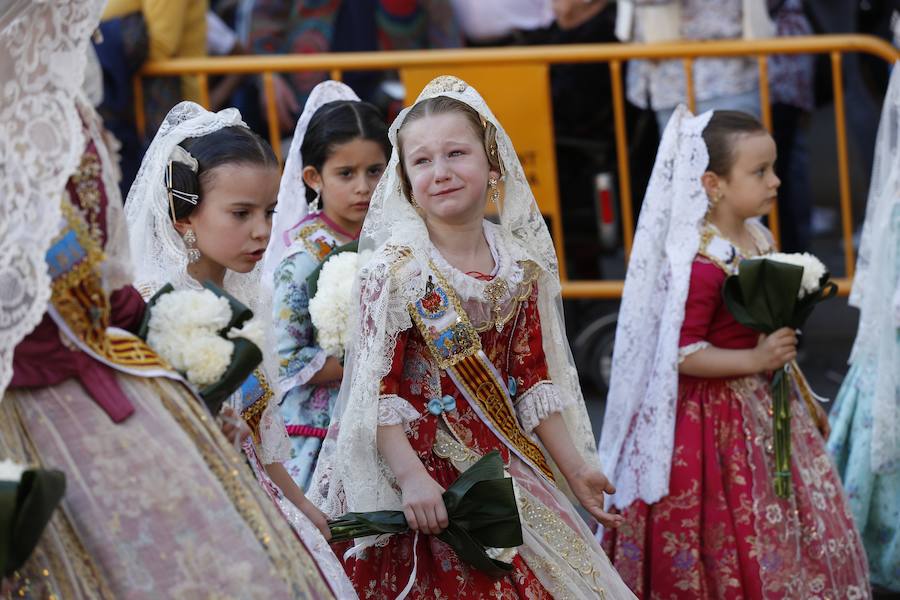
[702,110,768,176]
[396,96,501,201]
[166,126,278,221]
[301,100,390,206]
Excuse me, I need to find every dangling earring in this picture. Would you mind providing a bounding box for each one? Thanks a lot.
[488,177,500,205]
[183,229,201,264]
[409,192,420,210]
[308,188,321,213]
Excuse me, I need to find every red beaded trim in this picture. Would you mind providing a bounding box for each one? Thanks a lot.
[285,424,329,438]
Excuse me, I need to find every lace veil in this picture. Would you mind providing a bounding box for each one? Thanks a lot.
[598,106,713,509]
[309,76,599,520]
[124,102,282,383]
[0,0,107,395]
[262,80,361,288]
[849,63,900,473]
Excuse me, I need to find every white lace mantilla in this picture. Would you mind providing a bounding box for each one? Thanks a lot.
[849,64,900,473]
[598,106,714,509]
[0,0,107,396]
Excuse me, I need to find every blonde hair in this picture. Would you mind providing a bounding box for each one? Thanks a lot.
[396,96,500,201]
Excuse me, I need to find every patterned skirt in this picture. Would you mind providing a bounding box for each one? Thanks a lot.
[828,357,900,592]
[603,373,870,599]
[1,374,334,600]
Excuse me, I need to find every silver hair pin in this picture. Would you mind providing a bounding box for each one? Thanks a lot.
[165,159,199,205]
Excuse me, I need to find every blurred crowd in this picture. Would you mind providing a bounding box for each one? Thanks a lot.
[94,0,900,276]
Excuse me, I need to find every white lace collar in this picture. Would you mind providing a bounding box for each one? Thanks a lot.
[424,220,526,302]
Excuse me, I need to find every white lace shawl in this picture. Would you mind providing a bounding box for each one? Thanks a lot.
[308,76,599,522]
[0,0,110,396]
[598,106,714,509]
[261,80,361,290]
[848,63,900,473]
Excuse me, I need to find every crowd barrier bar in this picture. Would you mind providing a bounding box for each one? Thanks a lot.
[137,34,900,298]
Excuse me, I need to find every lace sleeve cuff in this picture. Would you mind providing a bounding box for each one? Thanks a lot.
[378,394,421,431]
[678,341,710,364]
[515,381,570,434]
[278,349,328,391]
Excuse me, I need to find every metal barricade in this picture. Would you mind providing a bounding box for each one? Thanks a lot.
[137,34,900,298]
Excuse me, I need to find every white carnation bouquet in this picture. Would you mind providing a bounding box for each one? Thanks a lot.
[139,283,264,414]
[308,251,358,360]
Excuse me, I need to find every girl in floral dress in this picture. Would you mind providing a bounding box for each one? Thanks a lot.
[599,108,870,598]
[264,81,390,491]
[124,101,356,598]
[309,76,636,599]
[827,65,900,592]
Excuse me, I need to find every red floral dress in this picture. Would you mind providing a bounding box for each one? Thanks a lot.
[339,284,552,600]
[602,256,870,599]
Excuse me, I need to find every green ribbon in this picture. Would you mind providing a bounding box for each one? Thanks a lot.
[328,451,523,578]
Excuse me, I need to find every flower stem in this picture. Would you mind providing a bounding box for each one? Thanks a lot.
[773,366,792,498]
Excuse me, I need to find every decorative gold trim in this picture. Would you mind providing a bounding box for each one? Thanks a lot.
[407,261,482,370]
[292,217,342,262]
[240,370,274,444]
[51,199,113,358]
[451,353,555,482]
[472,260,541,333]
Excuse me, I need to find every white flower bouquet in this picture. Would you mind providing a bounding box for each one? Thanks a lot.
[308,243,360,360]
[1,458,66,577]
[139,282,264,414]
[722,251,838,498]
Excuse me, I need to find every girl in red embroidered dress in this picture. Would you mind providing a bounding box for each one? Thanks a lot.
[600,109,870,599]
[311,77,636,599]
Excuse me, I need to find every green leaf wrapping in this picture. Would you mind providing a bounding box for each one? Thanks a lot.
[328,451,523,578]
[137,281,263,415]
[0,469,66,577]
[721,258,803,333]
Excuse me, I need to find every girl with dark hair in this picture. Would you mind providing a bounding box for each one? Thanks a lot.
[124,101,357,598]
[264,81,389,491]
[599,108,869,598]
